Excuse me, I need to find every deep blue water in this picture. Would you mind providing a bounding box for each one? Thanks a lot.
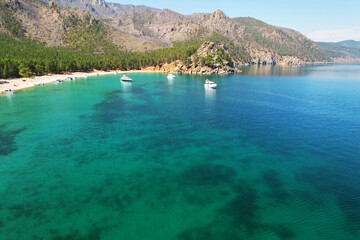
[0,64,360,239]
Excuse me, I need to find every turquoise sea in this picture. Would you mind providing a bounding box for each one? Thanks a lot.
[1,64,360,240]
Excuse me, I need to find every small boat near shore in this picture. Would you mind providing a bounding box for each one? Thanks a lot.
[167,73,176,79]
[204,79,217,89]
[55,79,64,83]
[121,75,133,82]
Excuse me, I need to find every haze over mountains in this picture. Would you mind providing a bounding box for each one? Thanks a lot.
[1,0,359,65]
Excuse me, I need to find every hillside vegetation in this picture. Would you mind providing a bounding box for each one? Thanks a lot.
[0,34,200,78]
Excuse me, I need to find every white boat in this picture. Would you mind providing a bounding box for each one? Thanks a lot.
[204,79,217,89]
[167,73,176,79]
[121,75,133,82]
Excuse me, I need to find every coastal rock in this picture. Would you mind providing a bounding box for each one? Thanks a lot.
[279,56,304,65]
[248,48,305,65]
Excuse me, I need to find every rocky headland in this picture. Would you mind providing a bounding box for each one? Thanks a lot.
[143,41,240,74]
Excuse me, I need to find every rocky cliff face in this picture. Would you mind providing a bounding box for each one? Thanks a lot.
[1,0,67,45]
[0,0,165,51]
[201,10,246,40]
[108,8,204,43]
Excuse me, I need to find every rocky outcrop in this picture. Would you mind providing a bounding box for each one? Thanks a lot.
[200,10,246,41]
[248,49,304,65]
[278,56,304,65]
[143,41,239,75]
[196,41,219,57]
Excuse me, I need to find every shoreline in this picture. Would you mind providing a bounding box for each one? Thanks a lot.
[0,70,164,94]
[1,62,358,94]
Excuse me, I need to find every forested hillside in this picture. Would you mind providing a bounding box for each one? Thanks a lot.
[0,34,200,78]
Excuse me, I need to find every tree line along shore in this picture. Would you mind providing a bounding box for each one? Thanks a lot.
[0,34,204,79]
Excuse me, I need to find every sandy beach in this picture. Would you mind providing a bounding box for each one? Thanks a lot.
[0,70,162,94]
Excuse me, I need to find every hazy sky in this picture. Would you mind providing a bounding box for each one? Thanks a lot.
[111,0,360,42]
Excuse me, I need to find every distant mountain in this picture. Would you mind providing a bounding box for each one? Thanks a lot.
[0,0,331,65]
[317,41,360,63]
[335,40,360,50]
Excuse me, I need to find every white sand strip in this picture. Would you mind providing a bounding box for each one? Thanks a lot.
[0,70,163,94]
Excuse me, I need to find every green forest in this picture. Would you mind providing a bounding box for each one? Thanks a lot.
[0,34,201,79]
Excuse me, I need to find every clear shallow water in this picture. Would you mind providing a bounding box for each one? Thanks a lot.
[1,64,360,240]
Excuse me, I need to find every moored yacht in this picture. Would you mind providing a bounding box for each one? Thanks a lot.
[121,75,133,82]
[167,73,176,79]
[204,79,217,89]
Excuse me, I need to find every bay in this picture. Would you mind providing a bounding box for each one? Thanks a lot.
[1,64,360,239]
